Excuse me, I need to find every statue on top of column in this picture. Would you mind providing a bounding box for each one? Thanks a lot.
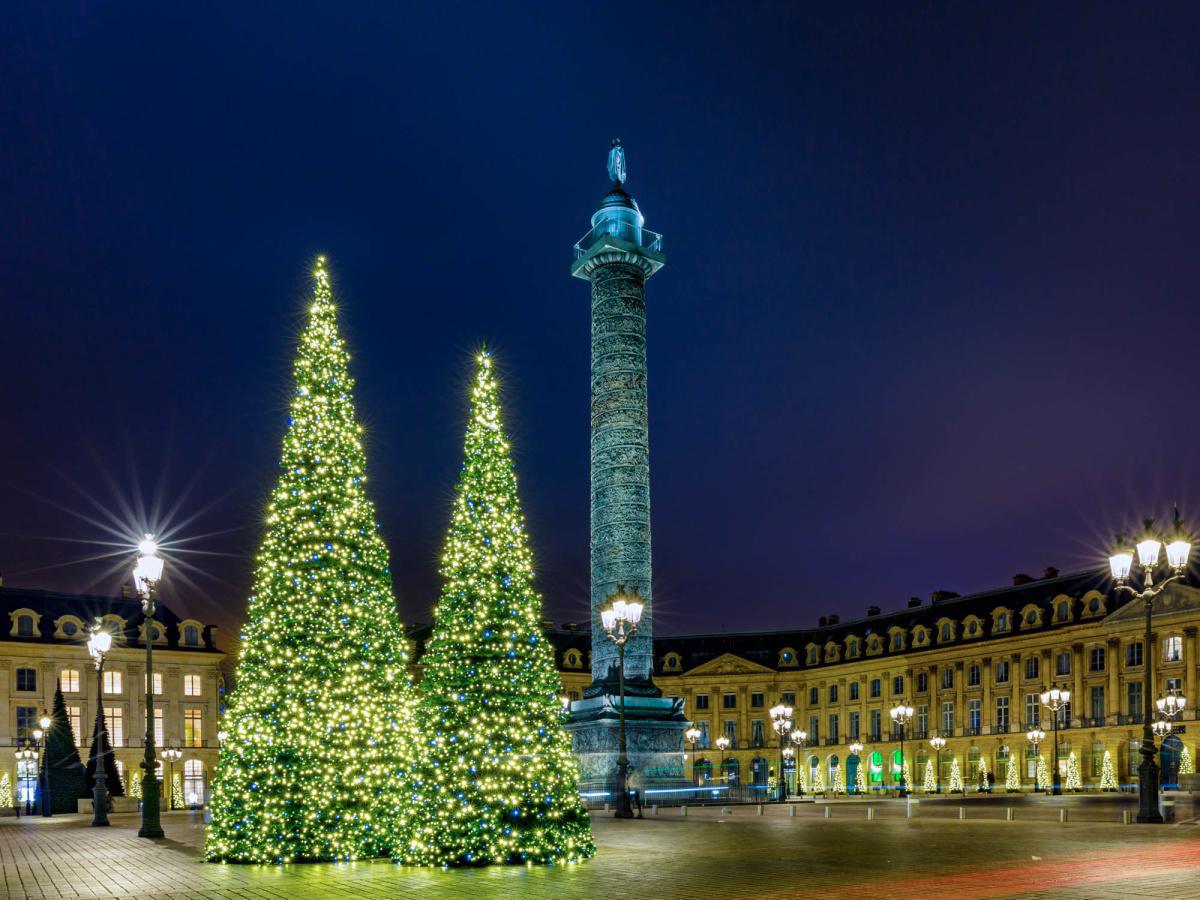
[607,138,626,186]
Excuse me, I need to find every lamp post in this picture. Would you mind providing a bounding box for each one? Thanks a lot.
[1040,686,1070,796]
[599,587,644,820]
[769,702,794,802]
[685,726,701,784]
[791,729,807,797]
[133,535,166,838]
[87,622,113,827]
[17,745,37,814]
[1109,527,1191,823]
[715,734,731,786]
[848,741,863,794]
[37,711,52,816]
[1026,728,1045,792]
[929,735,947,793]
[890,703,914,797]
[1156,693,1187,721]
[161,747,182,810]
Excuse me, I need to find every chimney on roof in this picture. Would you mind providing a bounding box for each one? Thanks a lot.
[866,605,881,617]
[1043,566,1059,579]
[931,590,960,604]
[818,615,828,627]
[907,596,921,608]
[828,614,840,625]
[1012,573,1034,586]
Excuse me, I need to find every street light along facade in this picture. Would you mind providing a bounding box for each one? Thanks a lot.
[1025,728,1045,792]
[791,729,807,796]
[87,622,113,827]
[134,536,166,839]
[1109,523,1191,823]
[685,726,702,784]
[929,735,947,793]
[599,587,644,819]
[889,703,914,797]
[769,702,793,801]
[37,711,51,817]
[1039,685,1070,795]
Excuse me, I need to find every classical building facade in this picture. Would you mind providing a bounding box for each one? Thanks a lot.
[1,585,225,808]
[531,568,1198,794]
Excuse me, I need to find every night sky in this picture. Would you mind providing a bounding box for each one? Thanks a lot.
[3,4,1200,646]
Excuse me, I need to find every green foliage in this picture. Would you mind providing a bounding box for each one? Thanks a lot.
[46,681,90,811]
[205,259,418,863]
[402,351,593,867]
[84,700,124,797]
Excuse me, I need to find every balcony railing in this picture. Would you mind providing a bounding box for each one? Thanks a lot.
[573,224,664,260]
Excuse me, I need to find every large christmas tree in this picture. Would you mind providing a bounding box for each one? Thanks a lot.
[403,350,593,867]
[45,681,89,813]
[205,258,418,863]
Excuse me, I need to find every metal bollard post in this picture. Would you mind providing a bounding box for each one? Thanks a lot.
[958,807,966,820]
[789,804,796,817]
[756,804,764,816]
[680,804,687,817]
[866,806,875,820]
[824,805,831,819]
[1060,808,1068,824]
[652,805,658,816]
[1006,808,1014,821]
[1122,810,1130,825]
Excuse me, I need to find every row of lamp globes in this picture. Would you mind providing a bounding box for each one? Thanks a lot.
[1107,532,1191,581]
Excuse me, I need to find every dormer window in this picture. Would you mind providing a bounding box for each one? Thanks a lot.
[890,631,904,651]
[1055,600,1070,622]
[807,646,819,665]
[846,639,860,659]
[996,613,1009,632]
[564,649,583,669]
[184,625,200,646]
[662,652,683,672]
[940,623,953,642]
[17,615,33,637]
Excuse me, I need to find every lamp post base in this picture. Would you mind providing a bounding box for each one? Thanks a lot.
[1136,755,1163,824]
[137,773,164,838]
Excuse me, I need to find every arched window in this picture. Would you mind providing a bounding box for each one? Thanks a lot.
[183,625,200,646]
[183,759,206,806]
[940,623,952,641]
[17,758,37,805]
[17,615,34,637]
[997,612,1009,632]
[693,757,713,784]
[724,757,740,785]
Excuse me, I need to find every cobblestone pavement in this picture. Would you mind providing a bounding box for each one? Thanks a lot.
[0,803,1197,899]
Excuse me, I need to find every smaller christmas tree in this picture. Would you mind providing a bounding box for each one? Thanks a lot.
[0,773,11,807]
[128,771,142,801]
[1065,752,1081,791]
[923,759,935,793]
[977,757,989,792]
[902,760,913,791]
[1099,750,1118,791]
[948,757,963,792]
[1181,745,1194,776]
[172,772,185,809]
[1036,754,1050,791]
[797,762,809,794]
[812,762,825,795]
[855,762,866,794]
[832,764,845,795]
[1005,754,1020,791]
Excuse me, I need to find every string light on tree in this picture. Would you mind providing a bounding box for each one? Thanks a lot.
[402,350,593,867]
[923,760,935,794]
[1100,750,1118,791]
[1005,753,1020,792]
[1180,745,1194,776]
[1065,752,1081,791]
[1036,755,1050,791]
[205,258,419,864]
[948,757,963,793]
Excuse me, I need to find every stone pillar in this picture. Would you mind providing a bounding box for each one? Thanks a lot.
[1107,638,1120,722]
[1071,643,1084,727]
[1185,628,1198,717]
[982,658,993,735]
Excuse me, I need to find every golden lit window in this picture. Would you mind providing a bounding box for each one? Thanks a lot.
[183,674,202,696]
[60,668,81,693]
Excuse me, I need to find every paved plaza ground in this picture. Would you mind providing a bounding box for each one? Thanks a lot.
[1,797,1198,899]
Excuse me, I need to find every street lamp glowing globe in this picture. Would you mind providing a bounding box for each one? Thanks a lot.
[39,713,51,731]
[1108,551,1134,581]
[1136,537,1162,568]
[1166,539,1191,570]
[88,628,112,659]
[929,735,946,751]
[133,534,165,595]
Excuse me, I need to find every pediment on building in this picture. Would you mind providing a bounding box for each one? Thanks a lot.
[1104,582,1200,624]
[684,652,777,677]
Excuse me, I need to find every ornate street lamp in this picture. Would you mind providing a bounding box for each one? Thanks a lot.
[769,702,794,802]
[1026,728,1046,792]
[87,622,113,827]
[1040,686,1070,796]
[685,726,701,784]
[1156,693,1187,720]
[600,586,644,820]
[791,729,807,797]
[37,711,51,817]
[929,734,947,793]
[161,747,183,810]
[847,741,864,794]
[1109,524,1190,823]
[890,703,914,797]
[133,535,166,838]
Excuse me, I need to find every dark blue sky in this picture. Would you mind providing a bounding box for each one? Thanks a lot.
[3,3,1199,641]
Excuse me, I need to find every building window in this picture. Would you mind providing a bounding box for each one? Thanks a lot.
[15,667,37,692]
[60,669,81,693]
[892,675,904,696]
[995,660,1009,684]
[869,709,881,741]
[807,647,818,665]
[697,721,710,748]
[184,709,203,747]
[750,692,764,709]
[1089,647,1106,672]
[1056,652,1071,677]
[829,685,839,703]
[995,696,1009,732]
[1166,677,1182,694]
[808,716,819,743]
[751,719,766,748]
[941,702,954,735]
[183,625,201,646]
[723,720,737,744]
[1090,686,1105,722]
[16,706,38,742]
[847,641,859,659]
[809,686,819,705]
[154,708,165,747]
[916,672,928,693]
[1055,601,1069,622]
[828,714,839,743]
[105,707,125,747]
[17,614,35,637]
[183,760,205,806]
[849,711,860,739]
[849,682,859,701]
[968,699,981,734]
[1126,642,1143,667]
[1164,636,1183,662]
[995,612,1009,633]
[916,704,928,735]
[891,631,903,650]
[781,691,795,707]
[1127,682,1142,717]
[940,623,952,642]
[1024,657,1039,680]
[967,664,980,687]
[103,670,123,695]
[1025,693,1040,727]
[695,694,710,710]
[941,669,953,690]
[144,672,163,695]
[1025,609,1038,625]
[723,693,737,709]
[67,706,82,745]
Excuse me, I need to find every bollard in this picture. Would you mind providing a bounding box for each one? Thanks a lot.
[652,805,658,816]
[1060,808,1068,824]
[1122,810,1131,825]
[958,807,966,820]
[866,806,875,820]
[789,804,796,817]
[680,804,687,817]
[1006,808,1014,821]
[906,799,915,819]
[756,804,764,816]
[721,806,733,815]
[603,803,610,812]
[824,805,831,819]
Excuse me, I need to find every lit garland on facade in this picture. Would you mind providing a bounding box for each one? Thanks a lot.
[401,351,593,867]
[205,259,418,863]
